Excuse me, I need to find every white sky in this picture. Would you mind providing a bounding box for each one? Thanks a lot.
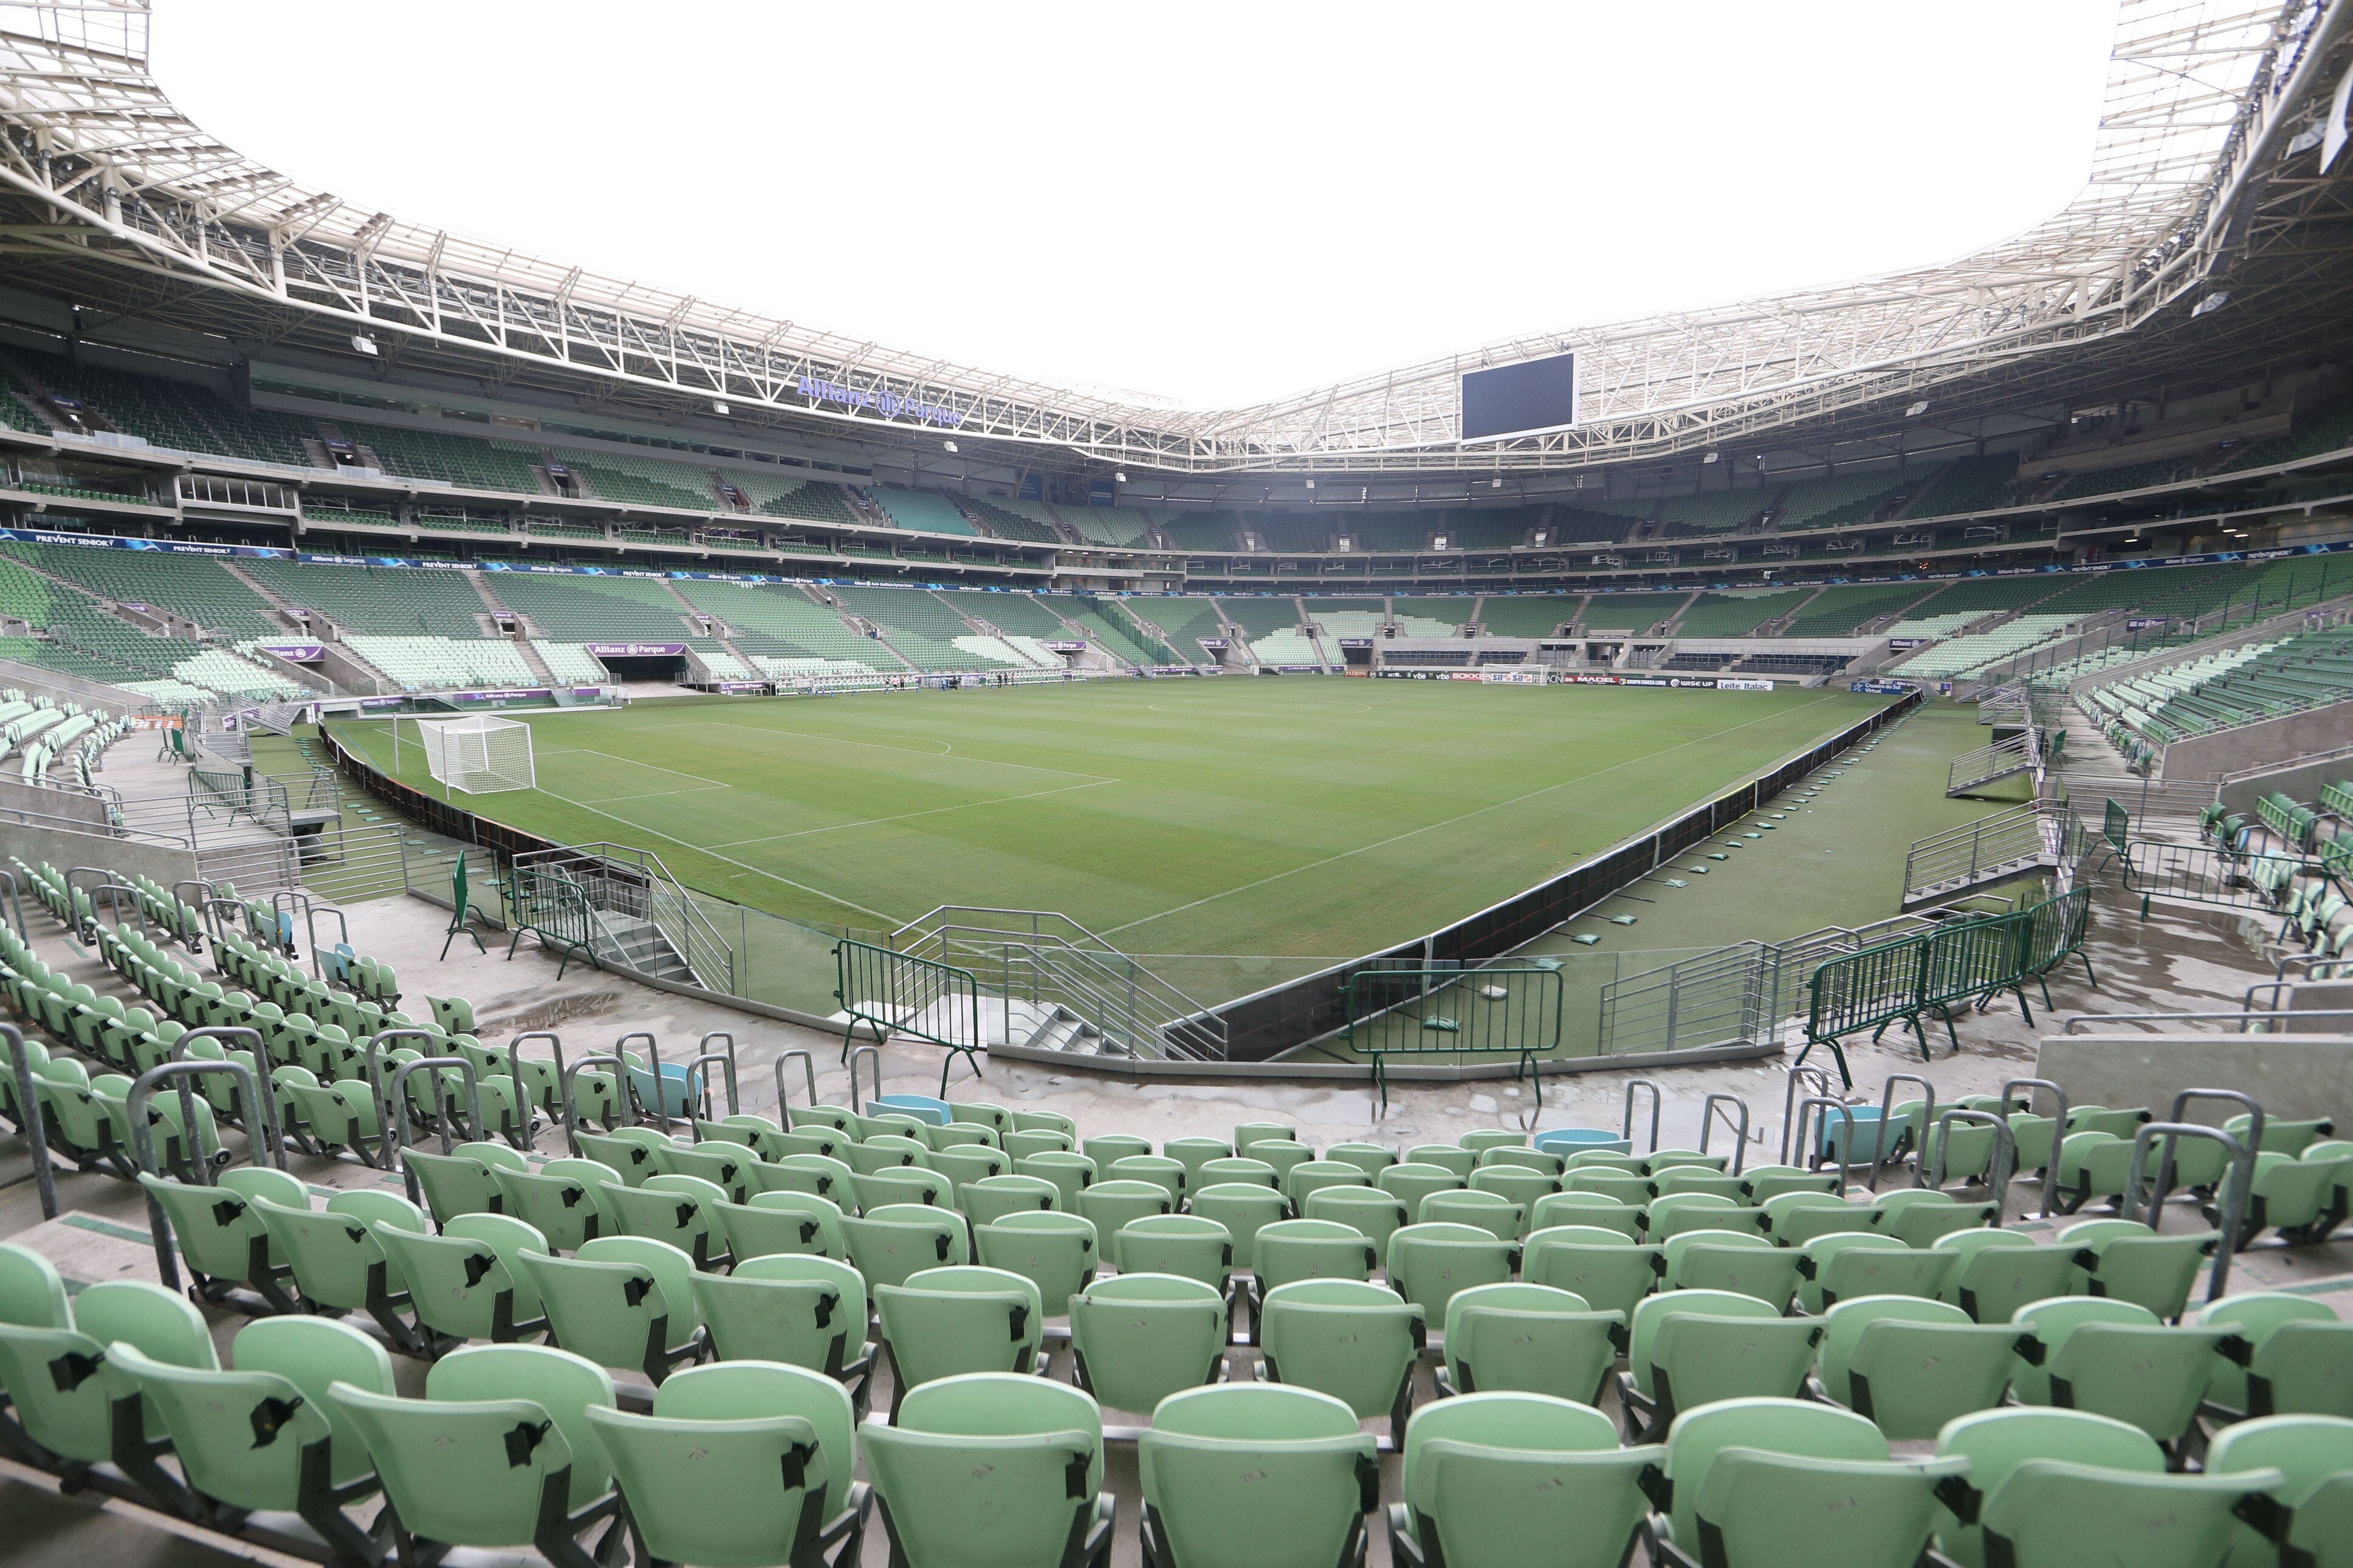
[157,1,2120,409]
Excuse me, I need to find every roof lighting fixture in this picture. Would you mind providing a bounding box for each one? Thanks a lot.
[1115,471,1127,483]
[1703,451,1720,464]
[1492,476,1503,488]
[712,400,730,415]
[1905,400,1931,417]
[2191,292,2230,318]
[943,440,958,453]
[350,334,378,356]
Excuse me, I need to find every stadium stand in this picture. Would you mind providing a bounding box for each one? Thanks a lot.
[2209,395,2353,475]
[831,585,1025,671]
[1656,489,1771,536]
[237,560,492,637]
[1161,514,1239,552]
[1674,589,1811,637]
[1773,469,1914,531]
[0,347,320,467]
[968,593,1074,641]
[1548,505,1649,546]
[1891,614,2073,679]
[533,641,611,684]
[487,572,700,641]
[1051,504,1152,546]
[342,635,535,689]
[1579,591,1690,632]
[1906,454,2021,516]
[0,540,281,640]
[963,498,1060,543]
[1053,597,1156,665]
[552,447,716,511]
[2083,628,2353,767]
[873,488,979,536]
[1475,595,1584,637]
[1124,595,1230,661]
[1390,597,1475,635]
[1778,583,1939,636]
[1218,597,1318,664]
[1302,597,1387,646]
[337,419,546,493]
[720,470,863,526]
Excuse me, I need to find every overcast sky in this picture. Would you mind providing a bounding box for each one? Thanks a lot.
[156,2,2120,408]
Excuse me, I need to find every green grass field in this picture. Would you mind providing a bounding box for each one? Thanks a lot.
[331,679,1893,986]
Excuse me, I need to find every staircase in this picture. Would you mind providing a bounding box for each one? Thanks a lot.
[219,560,312,635]
[1901,802,2084,908]
[1946,730,2042,796]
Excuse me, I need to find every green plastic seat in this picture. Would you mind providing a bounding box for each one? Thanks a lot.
[1324,1142,1397,1179]
[1647,1196,1769,1242]
[1113,1213,1235,1300]
[648,1138,751,1203]
[108,1315,393,1556]
[1257,1279,1424,1444]
[1659,1228,1800,1306]
[690,1253,874,1408]
[1301,1187,1410,1267]
[2196,1292,2341,1416]
[843,1132,931,1176]
[1082,1132,1153,1165]
[1520,1225,1658,1321]
[575,1126,673,1188]
[328,1342,621,1561]
[2012,1296,2234,1442]
[1458,1131,1525,1155]
[1872,1192,1997,1247]
[1621,1289,1819,1440]
[137,1166,309,1311]
[1740,1165,1842,1203]
[1232,1121,1297,1152]
[491,1159,617,1252]
[0,1279,216,1465]
[1816,1295,2016,1439]
[1466,1164,1558,1214]
[373,1211,551,1347]
[1249,1141,1316,1183]
[718,1190,848,1262]
[1930,1229,2075,1323]
[1527,1191,1644,1240]
[1565,1169,1654,1205]
[1140,1383,1378,1568]
[752,1152,859,1210]
[1190,1183,1289,1271]
[842,1204,970,1290]
[1196,1155,1279,1190]
[1387,1222,1516,1325]
[1393,1142,1468,1175]
[584,1360,868,1568]
[1076,1177,1175,1237]
[514,1234,706,1385]
[1420,1188,1523,1242]
[1284,1159,1372,1210]
[1760,1193,1876,1248]
[402,1140,528,1227]
[1976,1460,2284,1568]
[603,1173,732,1269]
[251,1190,428,1352]
[1070,1273,1229,1418]
[1694,1445,1967,1568]
[1651,1165,1746,1202]
[1801,1230,1954,1309]
[1108,1154,1189,1203]
[961,1173,1062,1227]
[1001,1127,1075,1163]
[1389,1392,1654,1568]
[1014,1151,1098,1211]
[1251,1219,1378,1309]
[849,1165,950,1215]
[2058,1218,2215,1320]
[1437,1282,1616,1404]
[974,1210,1099,1316]
[1163,1137,1235,1189]
[2228,1149,2353,1245]
[1650,1397,1887,1563]
[1381,1161,1467,1220]
[0,1242,69,1329]
[929,1143,1009,1196]
[2205,1413,2353,1568]
[1932,1405,2163,1567]
[862,1372,1114,1568]
[874,1264,1045,1417]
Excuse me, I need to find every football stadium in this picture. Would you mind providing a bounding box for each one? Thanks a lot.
[3,2,2353,1564]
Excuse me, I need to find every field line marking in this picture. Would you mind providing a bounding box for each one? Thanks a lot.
[1099,693,1844,939]
[633,719,1116,781]
[709,778,1121,848]
[565,784,732,806]
[534,787,904,925]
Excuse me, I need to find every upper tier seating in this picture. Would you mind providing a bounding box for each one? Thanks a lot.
[1,541,282,641]
[873,488,978,537]
[1,347,320,467]
[1774,470,1913,532]
[338,420,546,494]
[1657,490,1770,536]
[1579,592,1689,632]
[553,447,717,512]
[963,499,1060,543]
[717,470,862,526]
[1908,454,2020,516]
[1779,583,1940,637]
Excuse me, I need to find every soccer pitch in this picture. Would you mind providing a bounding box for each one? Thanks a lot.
[331,679,1891,980]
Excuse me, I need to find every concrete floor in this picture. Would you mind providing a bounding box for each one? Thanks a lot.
[5,701,2350,1564]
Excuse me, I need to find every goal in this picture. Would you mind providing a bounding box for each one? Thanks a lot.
[416,714,535,793]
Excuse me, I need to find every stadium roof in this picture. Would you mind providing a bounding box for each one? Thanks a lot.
[0,1,2348,482]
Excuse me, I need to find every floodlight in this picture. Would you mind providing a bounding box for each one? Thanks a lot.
[350,335,378,356]
[712,400,730,415]
[1304,479,1315,489]
[1905,400,1931,417]
[1492,477,1502,488]
[1703,451,1720,464]
[2191,292,2230,317]
[943,440,958,453]
[1115,471,1127,483]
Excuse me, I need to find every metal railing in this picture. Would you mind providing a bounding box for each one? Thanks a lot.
[1597,939,1777,1056]
[1946,729,2039,796]
[891,905,1228,1061]
[1344,960,1565,1111]
[833,938,985,1092]
[508,842,733,995]
[1901,801,2086,903]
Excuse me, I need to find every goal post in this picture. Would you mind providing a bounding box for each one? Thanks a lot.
[414,714,535,793]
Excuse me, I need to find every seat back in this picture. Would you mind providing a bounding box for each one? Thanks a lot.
[1141,1385,1377,1568]
[1068,1274,1228,1417]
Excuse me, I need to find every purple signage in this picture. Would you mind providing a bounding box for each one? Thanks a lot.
[585,643,685,657]
[256,642,326,662]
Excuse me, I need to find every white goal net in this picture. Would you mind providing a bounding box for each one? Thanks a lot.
[416,715,535,793]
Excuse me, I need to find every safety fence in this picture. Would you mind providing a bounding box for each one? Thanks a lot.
[1343,960,1565,1110]
[1801,886,2092,1086]
[834,938,986,1093]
